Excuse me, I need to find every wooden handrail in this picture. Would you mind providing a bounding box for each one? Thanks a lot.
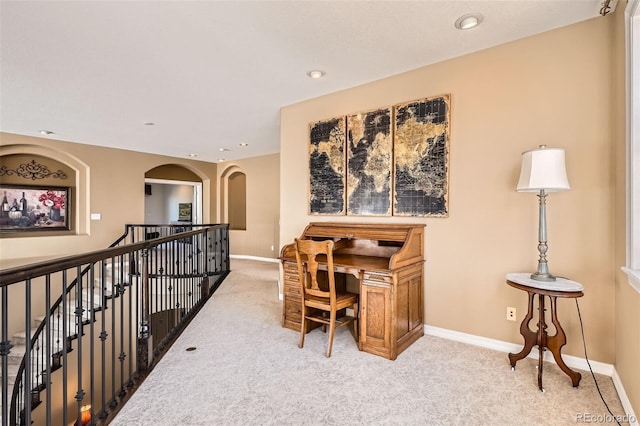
[0,226,224,286]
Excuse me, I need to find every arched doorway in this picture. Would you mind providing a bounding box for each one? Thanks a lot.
[145,164,204,224]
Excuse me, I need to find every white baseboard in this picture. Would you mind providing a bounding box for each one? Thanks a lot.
[424,325,612,375]
[230,254,279,263]
[612,367,639,424]
[424,325,637,423]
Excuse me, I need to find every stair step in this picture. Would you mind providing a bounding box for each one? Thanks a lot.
[7,343,25,364]
[13,325,78,346]
[95,261,131,289]
[64,289,107,307]
[34,308,94,327]
[95,280,122,299]
[3,344,45,395]
[0,361,21,383]
[10,329,28,345]
[96,284,115,298]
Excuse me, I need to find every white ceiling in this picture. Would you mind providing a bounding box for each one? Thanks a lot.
[0,0,611,163]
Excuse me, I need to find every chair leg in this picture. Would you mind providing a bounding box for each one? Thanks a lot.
[353,302,359,341]
[326,310,336,357]
[299,308,307,349]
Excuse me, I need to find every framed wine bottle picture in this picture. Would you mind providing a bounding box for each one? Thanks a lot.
[0,184,70,232]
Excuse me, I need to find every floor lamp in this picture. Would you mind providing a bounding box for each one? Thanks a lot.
[516,145,570,282]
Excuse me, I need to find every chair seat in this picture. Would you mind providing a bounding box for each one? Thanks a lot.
[304,291,358,311]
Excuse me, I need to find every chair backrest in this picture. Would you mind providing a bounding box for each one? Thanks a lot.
[294,238,336,302]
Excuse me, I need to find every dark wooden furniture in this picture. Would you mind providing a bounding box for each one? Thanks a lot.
[280,222,425,360]
[506,272,584,391]
[294,238,359,357]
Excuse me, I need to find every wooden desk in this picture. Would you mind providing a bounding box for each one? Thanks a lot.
[280,223,425,360]
[506,273,584,391]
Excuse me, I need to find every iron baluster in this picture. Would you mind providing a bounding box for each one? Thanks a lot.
[137,248,151,373]
[1,285,12,426]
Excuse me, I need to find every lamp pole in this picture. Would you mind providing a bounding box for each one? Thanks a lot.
[532,189,555,281]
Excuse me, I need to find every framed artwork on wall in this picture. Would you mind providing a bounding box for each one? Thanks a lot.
[307,93,451,218]
[0,184,70,232]
[393,94,451,217]
[308,117,346,215]
[346,107,393,216]
[178,203,192,222]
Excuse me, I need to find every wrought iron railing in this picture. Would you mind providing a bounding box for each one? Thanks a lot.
[0,224,229,426]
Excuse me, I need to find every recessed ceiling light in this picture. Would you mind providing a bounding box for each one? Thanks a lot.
[239,143,249,147]
[455,13,483,30]
[218,158,226,162]
[39,130,54,135]
[143,122,155,126]
[219,148,230,152]
[307,70,325,79]
[188,153,198,158]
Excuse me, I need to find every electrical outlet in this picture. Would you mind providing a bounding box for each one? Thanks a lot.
[507,307,517,321]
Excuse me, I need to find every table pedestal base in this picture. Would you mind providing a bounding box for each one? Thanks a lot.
[508,290,582,391]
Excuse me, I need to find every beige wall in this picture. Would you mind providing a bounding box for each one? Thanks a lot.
[614,0,640,413]
[281,14,618,367]
[0,132,218,266]
[217,153,280,258]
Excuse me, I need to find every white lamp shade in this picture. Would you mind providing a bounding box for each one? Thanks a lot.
[516,147,570,192]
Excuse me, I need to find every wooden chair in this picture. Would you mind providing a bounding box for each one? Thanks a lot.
[294,238,359,357]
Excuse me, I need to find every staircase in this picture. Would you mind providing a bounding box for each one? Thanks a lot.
[1,261,120,425]
[1,223,230,426]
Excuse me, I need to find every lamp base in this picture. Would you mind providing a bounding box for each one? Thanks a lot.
[530,272,557,282]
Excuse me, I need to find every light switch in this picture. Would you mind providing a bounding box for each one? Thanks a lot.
[90,213,101,220]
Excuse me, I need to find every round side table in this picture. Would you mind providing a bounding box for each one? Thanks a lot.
[506,272,584,392]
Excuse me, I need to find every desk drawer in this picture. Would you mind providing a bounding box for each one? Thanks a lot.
[283,262,301,295]
[283,263,299,282]
[362,272,392,286]
[283,261,298,274]
[284,271,300,286]
[284,297,302,319]
[283,295,302,330]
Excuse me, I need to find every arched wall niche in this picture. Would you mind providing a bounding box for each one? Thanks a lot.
[228,171,246,230]
[219,165,246,229]
[0,144,89,236]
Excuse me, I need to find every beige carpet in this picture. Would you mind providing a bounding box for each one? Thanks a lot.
[112,258,628,425]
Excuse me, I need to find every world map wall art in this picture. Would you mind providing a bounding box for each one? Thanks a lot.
[308,94,451,217]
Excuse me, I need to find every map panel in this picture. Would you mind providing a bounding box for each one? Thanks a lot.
[393,95,450,217]
[308,117,346,215]
[346,108,392,216]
